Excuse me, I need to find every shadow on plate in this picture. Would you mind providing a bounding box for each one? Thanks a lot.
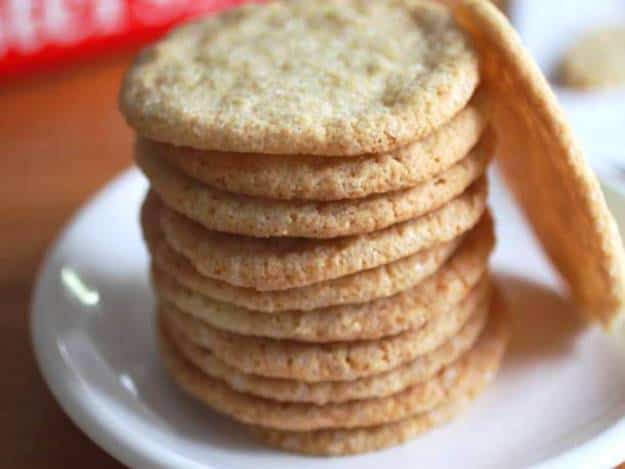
[496,272,585,365]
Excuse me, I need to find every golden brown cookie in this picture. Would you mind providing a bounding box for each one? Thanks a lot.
[253,298,509,455]
[120,0,479,155]
[149,233,458,312]
[152,263,489,341]
[165,301,487,404]
[152,231,488,342]
[158,179,487,290]
[136,105,488,201]
[159,283,490,382]
[142,194,494,313]
[136,136,491,238]
[558,26,625,90]
[257,397,463,455]
[455,0,625,334]
[158,301,499,432]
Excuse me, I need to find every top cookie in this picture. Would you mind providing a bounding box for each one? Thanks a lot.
[455,0,625,333]
[120,0,479,155]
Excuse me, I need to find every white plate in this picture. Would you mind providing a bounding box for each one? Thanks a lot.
[31,168,625,469]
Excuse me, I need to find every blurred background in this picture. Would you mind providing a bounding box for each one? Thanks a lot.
[1,0,624,467]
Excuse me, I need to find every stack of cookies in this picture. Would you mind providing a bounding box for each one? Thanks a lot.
[121,0,509,456]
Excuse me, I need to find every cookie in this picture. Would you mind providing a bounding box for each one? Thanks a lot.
[165,298,487,404]
[159,178,487,290]
[455,0,625,333]
[152,263,489,342]
[160,283,490,382]
[120,0,479,155]
[558,26,625,89]
[143,195,493,312]
[137,133,491,239]
[149,232,457,312]
[159,302,497,432]
[136,103,488,201]
[253,298,508,455]
[258,396,465,455]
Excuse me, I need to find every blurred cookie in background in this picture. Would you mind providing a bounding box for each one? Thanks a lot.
[558,26,625,89]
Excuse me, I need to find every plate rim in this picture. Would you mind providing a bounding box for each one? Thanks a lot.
[30,168,625,469]
[30,171,213,469]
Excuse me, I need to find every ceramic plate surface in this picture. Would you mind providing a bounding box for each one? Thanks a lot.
[31,168,625,469]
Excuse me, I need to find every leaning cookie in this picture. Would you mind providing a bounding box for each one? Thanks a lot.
[455,0,625,333]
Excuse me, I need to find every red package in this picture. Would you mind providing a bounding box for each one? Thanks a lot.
[0,0,255,78]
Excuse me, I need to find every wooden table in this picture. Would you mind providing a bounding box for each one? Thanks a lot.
[2,54,623,469]
[1,56,132,468]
